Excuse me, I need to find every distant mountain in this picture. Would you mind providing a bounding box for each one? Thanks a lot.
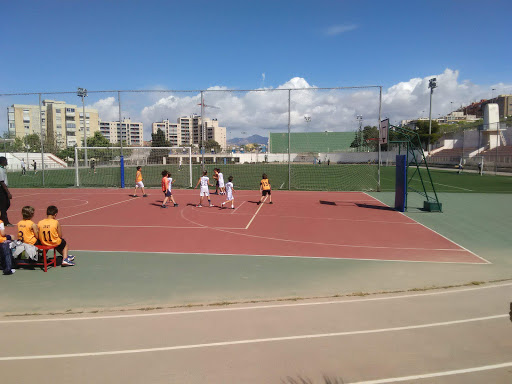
[228,134,268,146]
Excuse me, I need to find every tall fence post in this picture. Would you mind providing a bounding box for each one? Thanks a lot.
[74,146,79,187]
[288,89,291,190]
[38,93,45,187]
[378,86,382,191]
[118,91,125,188]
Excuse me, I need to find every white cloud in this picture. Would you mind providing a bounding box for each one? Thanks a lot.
[324,24,358,36]
[86,70,512,141]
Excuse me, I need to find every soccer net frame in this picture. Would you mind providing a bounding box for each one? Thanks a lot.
[74,146,193,188]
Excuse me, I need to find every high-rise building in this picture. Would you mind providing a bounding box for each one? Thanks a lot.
[99,118,143,146]
[152,115,226,149]
[7,100,99,148]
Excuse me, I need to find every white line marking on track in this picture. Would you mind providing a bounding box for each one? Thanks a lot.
[231,201,245,214]
[245,201,264,229]
[0,314,505,360]
[364,193,491,264]
[58,198,136,221]
[3,282,509,323]
[349,361,512,384]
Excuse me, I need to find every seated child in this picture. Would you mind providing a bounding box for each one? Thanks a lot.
[37,205,75,267]
[0,219,14,275]
[17,206,39,246]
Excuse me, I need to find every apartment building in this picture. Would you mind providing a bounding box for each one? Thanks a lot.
[152,115,227,149]
[99,118,143,146]
[7,100,99,148]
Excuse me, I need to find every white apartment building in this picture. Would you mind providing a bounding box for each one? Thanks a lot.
[7,100,99,148]
[152,115,226,149]
[99,118,143,146]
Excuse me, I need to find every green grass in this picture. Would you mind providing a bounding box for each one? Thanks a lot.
[7,164,512,193]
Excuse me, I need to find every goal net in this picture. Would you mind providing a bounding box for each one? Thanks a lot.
[74,146,192,188]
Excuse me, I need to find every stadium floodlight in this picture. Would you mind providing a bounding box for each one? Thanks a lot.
[77,87,88,166]
[428,78,437,154]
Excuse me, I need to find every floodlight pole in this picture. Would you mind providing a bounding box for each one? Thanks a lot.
[201,91,205,171]
[118,91,125,188]
[356,115,363,151]
[77,87,88,167]
[428,78,437,155]
[288,89,291,190]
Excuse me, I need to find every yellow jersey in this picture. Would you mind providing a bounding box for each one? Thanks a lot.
[136,170,143,182]
[260,179,271,190]
[37,218,62,246]
[17,219,37,245]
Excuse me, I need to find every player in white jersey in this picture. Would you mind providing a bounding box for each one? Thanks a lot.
[221,176,235,209]
[194,170,214,207]
[217,169,225,195]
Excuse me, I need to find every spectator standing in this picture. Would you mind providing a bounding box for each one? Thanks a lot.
[0,157,13,227]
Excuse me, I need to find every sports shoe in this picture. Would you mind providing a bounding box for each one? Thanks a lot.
[221,202,225,207]
[67,255,76,261]
[257,202,261,205]
[269,202,273,204]
[161,205,167,208]
[132,195,137,197]
[143,194,148,197]
[62,258,75,266]
[231,206,235,209]
[209,204,214,207]
[174,203,179,207]
[196,204,202,207]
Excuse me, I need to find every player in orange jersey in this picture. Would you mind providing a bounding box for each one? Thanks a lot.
[161,171,178,208]
[258,173,273,205]
[37,206,75,266]
[133,166,147,197]
[17,206,39,245]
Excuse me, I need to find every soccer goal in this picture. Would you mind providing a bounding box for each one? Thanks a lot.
[74,146,193,188]
[460,155,488,175]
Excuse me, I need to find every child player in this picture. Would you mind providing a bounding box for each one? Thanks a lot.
[195,170,214,207]
[17,206,39,245]
[0,217,14,275]
[213,168,220,195]
[220,176,235,209]
[217,168,225,195]
[161,171,178,208]
[133,166,148,197]
[258,173,273,205]
[37,205,75,266]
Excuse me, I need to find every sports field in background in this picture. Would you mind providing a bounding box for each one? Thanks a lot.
[7,163,512,193]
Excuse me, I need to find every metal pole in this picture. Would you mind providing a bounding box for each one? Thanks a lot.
[495,122,499,175]
[39,94,45,186]
[74,146,79,187]
[288,89,291,190]
[378,86,382,191]
[82,94,88,167]
[201,91,205,170]
[118,91,123,157]
[428,88,433,154]
[118,91,125,188]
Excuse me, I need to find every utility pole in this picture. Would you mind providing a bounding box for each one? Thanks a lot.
[428,78,437,154]
[77,87,88,166]
[356,115,363,151]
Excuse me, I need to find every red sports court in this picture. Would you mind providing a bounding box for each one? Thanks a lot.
[9,188,486,264]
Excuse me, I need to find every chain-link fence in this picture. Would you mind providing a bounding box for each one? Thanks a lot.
[1,86,386,190]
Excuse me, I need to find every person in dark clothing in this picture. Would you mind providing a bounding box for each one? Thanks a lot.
[0,157,13,226]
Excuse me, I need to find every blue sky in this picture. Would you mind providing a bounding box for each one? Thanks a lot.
[1,0,511,137]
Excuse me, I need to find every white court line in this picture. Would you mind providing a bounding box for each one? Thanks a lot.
[350,361,512,384]
[231,201,245,214]
[4,281,509,324]
[58,198,136,221]
[245,201,265,229]
[364,193,490,264]
[434,182,473,192]
[64,224,245,230]
[0,314,505,360]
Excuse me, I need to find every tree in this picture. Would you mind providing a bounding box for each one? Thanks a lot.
[414,120,442,150]
[24,134,42,153]
[87,131,110,147]
[350,126,379,151]
[204,139,221,153]
[149,128,170,163]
